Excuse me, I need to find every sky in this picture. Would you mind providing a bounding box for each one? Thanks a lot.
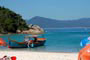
[0,0,90,20]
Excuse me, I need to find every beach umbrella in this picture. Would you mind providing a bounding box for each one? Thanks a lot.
[88,37,90,40]
[80,37,90,47]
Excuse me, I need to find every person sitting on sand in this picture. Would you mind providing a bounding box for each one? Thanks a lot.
[0,55,10,60]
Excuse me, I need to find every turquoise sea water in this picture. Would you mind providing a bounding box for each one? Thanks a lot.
[0,28,90,52]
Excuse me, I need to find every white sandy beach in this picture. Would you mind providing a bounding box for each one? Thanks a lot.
[0,50,78,60]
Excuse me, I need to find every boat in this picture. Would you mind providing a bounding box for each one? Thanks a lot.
[8,35,46,48]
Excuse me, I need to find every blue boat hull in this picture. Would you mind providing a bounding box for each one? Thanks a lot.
[29,41,46,48]
[8,40,46,48]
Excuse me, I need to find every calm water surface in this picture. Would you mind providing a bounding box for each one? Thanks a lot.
[0,28,90,52]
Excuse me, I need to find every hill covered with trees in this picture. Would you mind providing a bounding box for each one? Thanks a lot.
[0,6,28,33]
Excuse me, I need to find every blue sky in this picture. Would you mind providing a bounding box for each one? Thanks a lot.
[0,0,90,20]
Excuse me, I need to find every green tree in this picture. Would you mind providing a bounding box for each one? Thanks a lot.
[0,6,28,33]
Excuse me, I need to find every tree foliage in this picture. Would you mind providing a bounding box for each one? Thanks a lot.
[0,6,28,33]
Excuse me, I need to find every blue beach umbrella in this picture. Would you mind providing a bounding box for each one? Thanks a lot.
[86,40,90,45]
[80,37,90,47]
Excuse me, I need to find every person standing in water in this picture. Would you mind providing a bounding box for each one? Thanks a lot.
[24,35,38,48]
[24,36,30,48]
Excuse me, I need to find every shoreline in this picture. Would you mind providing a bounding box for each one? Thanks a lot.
[0,50,78,60]
[0,47,80,53]
[0,49,79,53]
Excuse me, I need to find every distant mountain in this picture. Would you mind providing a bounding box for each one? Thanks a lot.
[27,16,90,28]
